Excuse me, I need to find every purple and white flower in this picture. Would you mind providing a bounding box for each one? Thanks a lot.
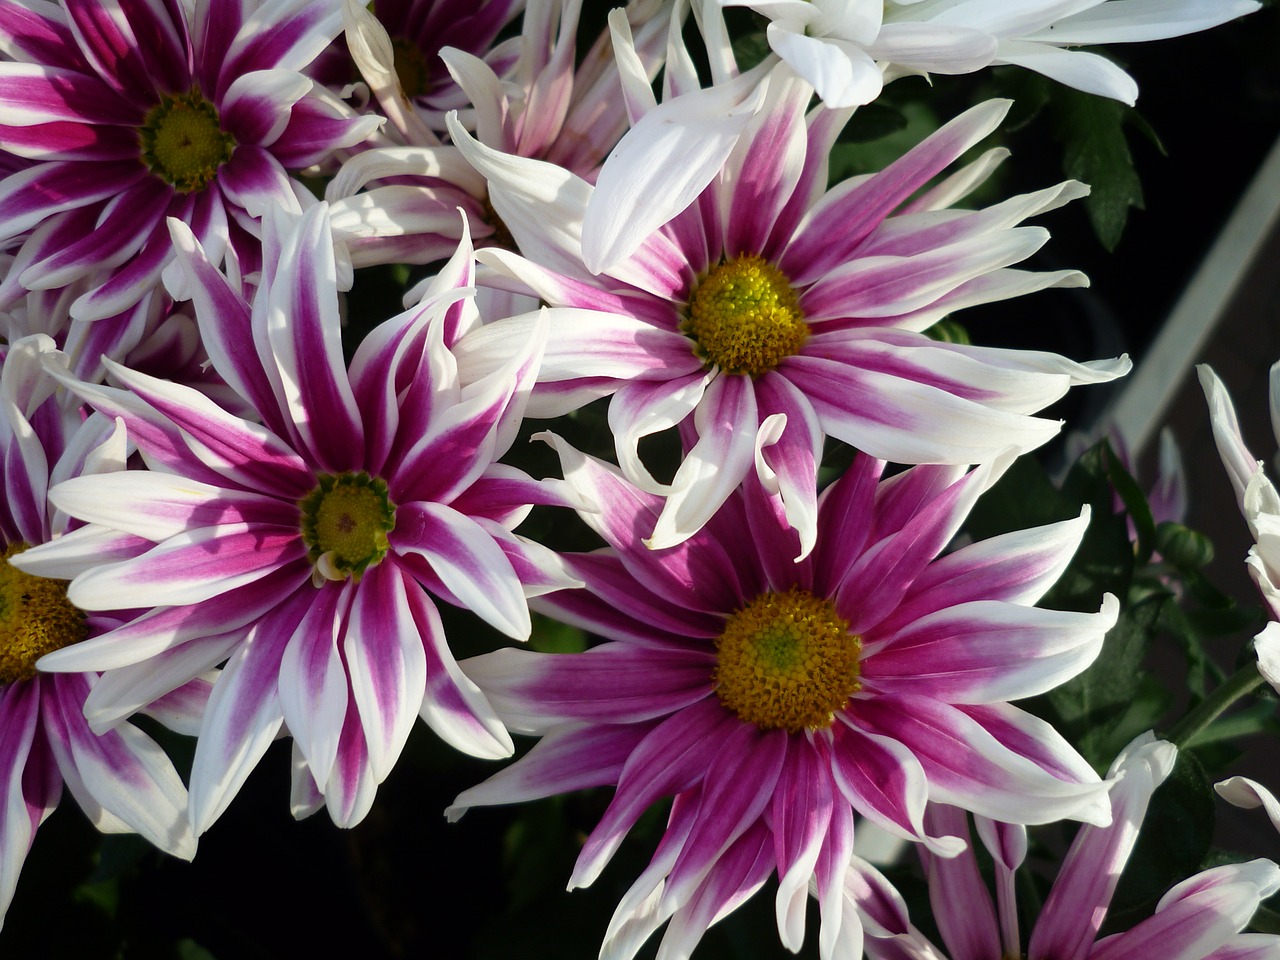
[15,203,570,831]
[0,0,379,320]
[453,81,1129,552]
[847,734,1280,960]
[718,0,1261,108]
[448,438,1117,960]
[0,336,197,930]
[1198,364,1280,693]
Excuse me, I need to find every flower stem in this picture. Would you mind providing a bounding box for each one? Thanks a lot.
[1166,661,1267,748]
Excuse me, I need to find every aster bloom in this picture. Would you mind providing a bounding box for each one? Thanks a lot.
[719,0,1261,108]
[448,438,1117,960]
[453,79,1128,551]
[1197,364,1280,692]
[328,0,671,270]
[0,0,380,320]
[0,336,197,930]
[846,734,1280,960]
[15,203,568,832]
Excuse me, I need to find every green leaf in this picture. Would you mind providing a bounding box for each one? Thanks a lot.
[1103,442,1155,563]
[1043,594,1165,766]
[1051,88,1145,250]
[178,940,220,960]
[1252,904,1280,935]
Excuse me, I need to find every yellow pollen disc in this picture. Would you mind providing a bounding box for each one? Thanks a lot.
[140,90,236,193]
[0,542,88,685]
[684,254,807,376]
[391,37,431,99]
[299,473,397,581]
[713,586,860,733]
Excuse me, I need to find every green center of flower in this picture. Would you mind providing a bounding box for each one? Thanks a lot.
[299,473,397,581]
[0,542,88,685]
[713,586,860,732]
[684,255,807,376]
[391,37,431,99]
[139,90,236,193]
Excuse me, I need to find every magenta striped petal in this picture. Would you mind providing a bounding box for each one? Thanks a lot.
[571,699,739,888]
[781,100,1010,285]
[849,693,1108,826]
[188,583,311,833]
[753,371,823,561]
[542,432,745,614]
[393,500,528,639]
[343,563,427,783]
[166,218,280,419]
[278,580,349,790]
[447,722,654,819]
[725,70,810,257]
[659,723,789,915]
[829,719,960,855]
[104,359,315,497]
[262,204,363,472]
[0,161,145,243]
[0,679,48,922]
[1089,880,1271,960]
[216,143,299,220]
[0,1,79,64]
[0,62,141,126]
[0,118,139,161]
[217,0,341,90]
[412,584,513,759]
[918,804,1001,960]
[268,92,382,167]
[647,372,759,550]
[49,470,299,541]
[319,691,377,828]
[45,671,194,857]
[880,511,1089,634]
[20,180,169,294]
[773,737,835,950]
[219,68,310,146]
[66,521,306,609]
[660,822,776,960]
[838,461,996,635]
[463,643,715,733]
[811,453,884,597]
[64,0,190,104]
[862,597,1114,704]
[609,371,713,493]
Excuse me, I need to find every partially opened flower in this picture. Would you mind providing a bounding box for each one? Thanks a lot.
[453,80,1129,552]
[847,734,1280,960]
[448,438,1117,960]
[719,0,1261,108]
[1197,364,1280,692]
[15,204,568,831]
[0,0,379,319]
[0,336,197,930]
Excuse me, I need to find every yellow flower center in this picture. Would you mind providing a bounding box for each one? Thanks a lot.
[391,37,431,99]
[684,254,807,376]
[0,542,88,685]
[299,473,397,581]
[139,90,236,193]
[713,586,860,732]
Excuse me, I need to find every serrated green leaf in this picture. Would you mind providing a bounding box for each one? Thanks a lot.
[1052,88,1145,250]
[924,317,971,344]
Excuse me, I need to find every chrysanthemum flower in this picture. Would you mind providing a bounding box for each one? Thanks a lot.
[0,336,197,930]
[15,203,569,831]
[1197,364,1280,693]
[718,0,1261,108]
[448,438,1117,960]
[0,0,379,320]
[847,734,1280,960]
[328,0,671,270]
[452,81,1129,552]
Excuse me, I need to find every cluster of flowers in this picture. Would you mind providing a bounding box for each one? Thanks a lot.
[0,0,1277,956]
